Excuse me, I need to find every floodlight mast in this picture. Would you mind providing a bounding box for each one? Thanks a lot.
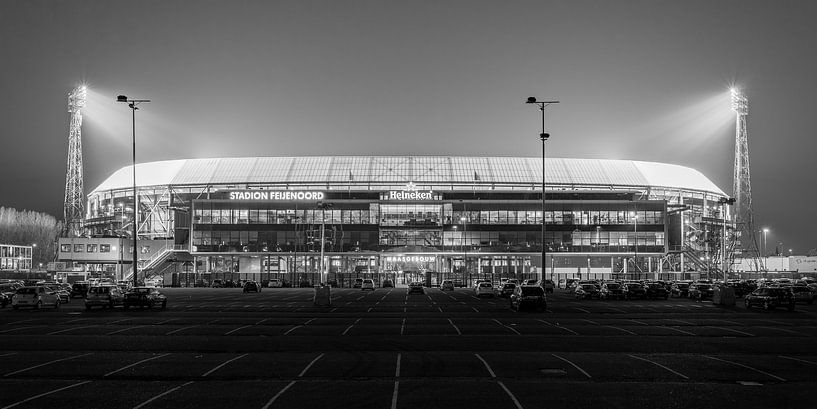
[63,85,88,238]
[730,88,761,273]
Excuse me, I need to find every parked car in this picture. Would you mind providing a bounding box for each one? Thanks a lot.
[84,285,125,310]
[243,281,262,293]
[645,282,670,300]
[670,281,691,298]
[475,281,494,297]
[408,282,425,295]
[211,279,224,288]
[510,285,547,311]
[623,282,647,300]
[71,282,90,298]
[268,279,283,288]
[790,285,814,304]
[382,279,394,288]
[541,279,555,294]
[12,286,61,310]
[0,292,9,308]
[123,287,167,309]
[600,282,625,300]
[575,283,600,300]
[688,283,714,300]
[361,279,376,291]
[441,280,455,291]
[523,279,538,286]
[745,287,795,311]
[353,278,364,288]
[499,283,517,298]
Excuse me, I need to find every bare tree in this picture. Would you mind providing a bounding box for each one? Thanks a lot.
[0,207,62,268]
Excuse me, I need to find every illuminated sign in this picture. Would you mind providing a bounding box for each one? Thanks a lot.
[380,182,440,201]
[385,255,436,263]
[229,191,325,201]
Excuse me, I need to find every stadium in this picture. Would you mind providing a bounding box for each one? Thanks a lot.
[71,156,729,287]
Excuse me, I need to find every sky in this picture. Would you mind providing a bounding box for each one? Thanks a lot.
[0,0,815,253]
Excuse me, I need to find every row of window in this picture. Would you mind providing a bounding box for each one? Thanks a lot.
[61,244,113,253]
[193,207,664,226]
[0,246,32,258]
[0,258,31,270]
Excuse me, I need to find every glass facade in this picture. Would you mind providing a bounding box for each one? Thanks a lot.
[0,244,33,271]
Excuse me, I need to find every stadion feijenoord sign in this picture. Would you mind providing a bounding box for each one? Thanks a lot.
[229,191,325,201]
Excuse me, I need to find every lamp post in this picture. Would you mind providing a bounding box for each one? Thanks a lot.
[717,197,735,281]
[116,94,150,289]
[525,97,559,281]
[317,201,333,285]
[630,211,640,279]
[762,228,769,272]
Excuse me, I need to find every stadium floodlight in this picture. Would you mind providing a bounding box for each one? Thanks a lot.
[116,94,151,289]
[525,97,560,281]
[730,87,747,115]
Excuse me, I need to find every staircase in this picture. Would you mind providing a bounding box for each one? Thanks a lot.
[668,247,724,280]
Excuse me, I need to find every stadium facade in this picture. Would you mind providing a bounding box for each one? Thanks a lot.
[73,156,730,286]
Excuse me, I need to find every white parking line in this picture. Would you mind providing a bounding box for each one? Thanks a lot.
[662,326,696,336]
[261,380,296,409]
[299,353,325,377]
[551,354,592,379]
[104,353,171,377]
[283,325,302,336]
[1,380,91,409]
[666,319,695,326]
[758,326,802,335]
[165,325,198,335]
[628,354,689,379]
[471,307,479,313]
[133,381,195,409]
[107,325,150,335]
[0,326,40,334]
[708,319,742,326]
[605,325,637,335]
[400,318,406,335]
[448,319,461,335]
[438,307,443,313]
[6,319,41,325]
[342,318,361,336]
[224,325,253,335]
[537,319,579,335]
[255,318,271,325]
[63,318,87,324]
[573,307,591,313]
[707,326,754,337]
[493,319,521,335]
[47,325,97,335]
[497,381,524,409]
[580,319,599,325]
[156,318,178,325]
[107,318,133,325]
[628,319,649,326]
[703,355,786,382]
[474,353,496,377]
[779,355,817,365]
[4,352,93,377]
[0,352,17,357]
[202,353,249,377]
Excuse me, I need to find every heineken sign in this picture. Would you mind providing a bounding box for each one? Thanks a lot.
[380,182,441,201]
[230,191,325,201]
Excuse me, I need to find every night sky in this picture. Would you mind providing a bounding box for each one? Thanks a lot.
[1,1,814,253]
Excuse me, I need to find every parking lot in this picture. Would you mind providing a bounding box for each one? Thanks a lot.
[1,286,816,409]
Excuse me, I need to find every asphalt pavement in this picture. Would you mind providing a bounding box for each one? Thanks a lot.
[1,286,815,409]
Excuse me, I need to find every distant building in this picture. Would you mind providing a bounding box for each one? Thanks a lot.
[0,244,33,271]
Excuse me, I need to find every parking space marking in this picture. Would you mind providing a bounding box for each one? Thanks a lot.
[400,318,406,335]
[580,319,599,325]
[447,318,462,335]
[707,326,754,337]
[493,319,521,335]
[63,318,87,324]
[104,353,171,377]
[224,324,254,335]
[474,353,496,378]
[709,319,742,326]
[166,325,198,335]
[0,352,17,357]
[758,319,792,326]
[0,326,41,334]
[551,354,592,379]
[284,325,302,335]
[261,380,296,409]
[666,319,695,326]
[663,326,696,336]
[156,318,178,325]
[537,319,579,335]
[758,326,802,335]
[471,307,479,313]
[438,307,443,313]
[628,319,649,326]
[133,381,195,409]
[299,353,325,377]
[573,307,591,313]
[255,318,271,325]
[605,325,637,335]
[47,325,97,335]
[497,381,525,409]
[107,318,133,324]
[6,319,41,325]
[1,380,92,409]
[342,318,361,336]
[703,355,786,382]
[330,307,339,312]
[779,355,817,366]
[202,353,249,377]
[107,325,151,335]
[627,354,689,379]
[4,352,93,377]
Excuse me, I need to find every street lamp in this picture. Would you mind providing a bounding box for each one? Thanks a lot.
[526,97,559,281]
[762,227,769,272]
[717,197,735,281]
[630,211,639,279]
[116,94,150,289]
[317,201,333,285]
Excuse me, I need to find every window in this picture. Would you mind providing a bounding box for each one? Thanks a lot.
[61,244,71,252]
[74,244,84,253]
[100,244,111,253]
[86,244,98,253]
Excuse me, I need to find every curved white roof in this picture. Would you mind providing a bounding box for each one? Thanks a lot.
[90,156,726,197]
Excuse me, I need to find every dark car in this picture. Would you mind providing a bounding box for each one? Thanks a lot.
[243,281,262,293]
[790,285,814,305]
[575,284,600,299]
[670,282,691,298]
[123,287,167,310]
[600,283,625,300]
[623,282,647,299]
[84,285,125,310]
[510,285,547,311]
[499,283,517,298]
[745,287,795,311]
[645,282,669,300]
[382,279,394,288]
[408,282,425,295]
[688,283,714,300]
[71,282,90,298]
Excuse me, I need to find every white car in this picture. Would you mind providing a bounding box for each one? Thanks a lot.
[475,282,494,297]
[268,279,283,288]
[361,279,376,291]
[12,286,61,310]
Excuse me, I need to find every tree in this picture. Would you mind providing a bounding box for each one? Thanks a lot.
[0,207,62,268]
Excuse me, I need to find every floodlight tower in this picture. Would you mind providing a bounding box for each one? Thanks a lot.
[730,87,761,270]
[63,85,87,237]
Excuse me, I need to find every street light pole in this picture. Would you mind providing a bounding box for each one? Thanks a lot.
[762,227,769,272]
[526,97,559,281]
[116,94,150,289]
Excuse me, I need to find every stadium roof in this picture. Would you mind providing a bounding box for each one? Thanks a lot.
[89,156,726,196]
